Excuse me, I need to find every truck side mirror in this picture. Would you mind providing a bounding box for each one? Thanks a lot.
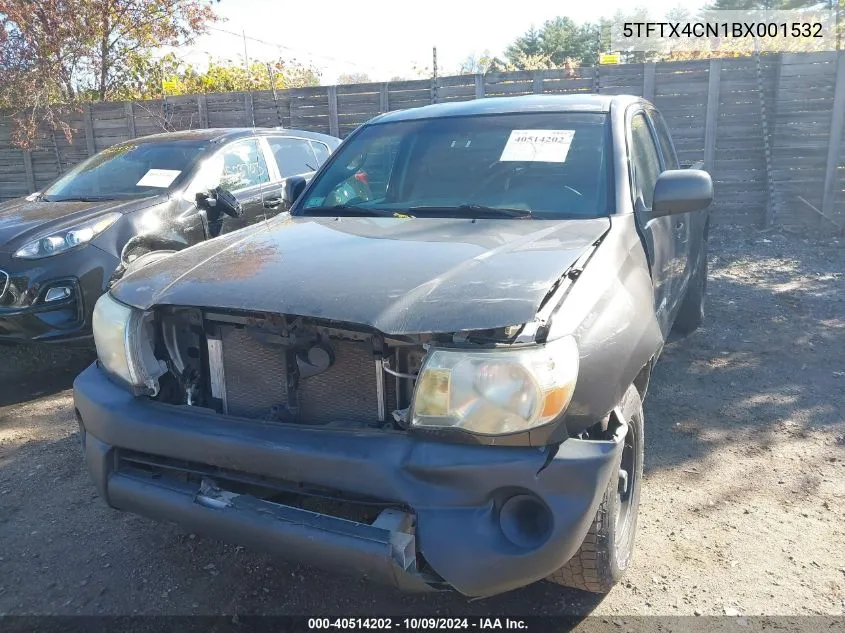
[651,169,713,217]
[284,176,308,205]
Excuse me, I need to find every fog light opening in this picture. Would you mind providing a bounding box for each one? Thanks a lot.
[44,286,73,303]
[498,494,553,549]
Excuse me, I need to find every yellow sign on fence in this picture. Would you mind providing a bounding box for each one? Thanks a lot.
[599,53,620,65]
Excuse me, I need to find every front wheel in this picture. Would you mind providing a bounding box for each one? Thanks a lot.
[546,384,644,593]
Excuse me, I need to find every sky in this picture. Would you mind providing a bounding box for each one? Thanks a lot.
[177,0,706,84]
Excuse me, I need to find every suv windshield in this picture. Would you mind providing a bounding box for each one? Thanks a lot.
[298,112,611,219]
[42,139,209,202]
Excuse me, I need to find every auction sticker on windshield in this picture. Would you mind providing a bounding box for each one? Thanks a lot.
[136,169,181,188]
[499,130,575,163]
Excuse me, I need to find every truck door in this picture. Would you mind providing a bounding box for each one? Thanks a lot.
[649,108,694,303]
[629,111,677,336]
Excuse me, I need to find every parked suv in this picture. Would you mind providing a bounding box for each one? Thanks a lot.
[0,128,339,343]
[75,95,712,597]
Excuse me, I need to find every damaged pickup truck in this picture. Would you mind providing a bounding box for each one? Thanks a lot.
[73,94,713,597]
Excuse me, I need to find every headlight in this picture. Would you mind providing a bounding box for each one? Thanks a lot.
[14,213,120,259]
[410,336,579,435]
[92,293,166,395]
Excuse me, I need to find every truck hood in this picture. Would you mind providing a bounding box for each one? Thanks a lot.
[0,195,165,253]
[112,215,610,335]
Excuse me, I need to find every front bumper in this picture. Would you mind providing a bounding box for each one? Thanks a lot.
[0,245,118,343]
[74,364,624,597]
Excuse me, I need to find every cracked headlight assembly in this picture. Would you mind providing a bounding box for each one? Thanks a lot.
[13,212,120,259]
[410,336,579,435]
[92,293,166,395]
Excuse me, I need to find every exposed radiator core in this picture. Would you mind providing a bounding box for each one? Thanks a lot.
[220,326,287,418]
[216,324,395,425]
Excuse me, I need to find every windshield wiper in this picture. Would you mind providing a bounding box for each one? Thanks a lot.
[407,204,532,218]
[300,205,398,217]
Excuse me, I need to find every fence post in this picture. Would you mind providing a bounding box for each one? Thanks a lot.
[83,104,96,156]
[703,58,722,174]
[50,129,63,175]
[22,150,36,193]
[197,94,209,128]
[821,50,845,223]
[327,86,339,137]
[532,71,543,94]
[475,74,485,99]
[755,51,776,228]
[244,92,255,127]
[125,102,136,139]
[767,53,785,226]
[643,62,656,102]
[379,83,389,113]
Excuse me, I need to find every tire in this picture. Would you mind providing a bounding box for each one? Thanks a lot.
[673,242,708,335]
[546,384,645,593]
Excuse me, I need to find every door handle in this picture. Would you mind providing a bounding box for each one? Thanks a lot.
[263,197,283,209]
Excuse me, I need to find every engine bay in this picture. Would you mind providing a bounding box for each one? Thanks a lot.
[154,307,520,430]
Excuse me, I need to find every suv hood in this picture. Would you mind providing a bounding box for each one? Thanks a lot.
[0,195,165,253]
[112,216,610,335]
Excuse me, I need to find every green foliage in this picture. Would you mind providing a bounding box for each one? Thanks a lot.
[337,72,372,84]
[457,51,496,74]
[112,54,321,100]
[0,0,220,147]
[706,0,821,9]
[502,16,615,69]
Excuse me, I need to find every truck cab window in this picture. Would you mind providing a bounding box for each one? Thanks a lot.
[651,111,679,171]
[630,113,662,208]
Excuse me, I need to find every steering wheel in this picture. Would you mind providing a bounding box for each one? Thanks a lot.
[465,162,519,199]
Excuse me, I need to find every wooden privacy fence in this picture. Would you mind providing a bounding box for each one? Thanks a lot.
[2,51,844,233]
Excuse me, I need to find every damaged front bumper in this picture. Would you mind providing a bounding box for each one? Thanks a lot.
[74,363,624,597]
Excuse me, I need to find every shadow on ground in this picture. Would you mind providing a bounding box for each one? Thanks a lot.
[0,343,94,407]
[642,229,844,477]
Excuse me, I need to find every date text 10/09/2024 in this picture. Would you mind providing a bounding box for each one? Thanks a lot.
[307,618,529,630]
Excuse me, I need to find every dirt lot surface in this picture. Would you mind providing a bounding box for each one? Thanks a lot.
[1,226,843,619]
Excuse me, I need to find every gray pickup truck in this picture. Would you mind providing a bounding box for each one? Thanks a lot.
[74,94,712,598]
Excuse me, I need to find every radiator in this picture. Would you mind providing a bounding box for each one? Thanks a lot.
[218,325,395,425]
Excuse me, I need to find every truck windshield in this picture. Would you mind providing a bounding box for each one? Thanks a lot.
[42,139,209,202]
[298,112,611,219]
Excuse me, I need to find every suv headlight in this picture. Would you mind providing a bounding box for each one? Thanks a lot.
[410,336,579,435]
[92,293,166,395]
[14,213,120,259]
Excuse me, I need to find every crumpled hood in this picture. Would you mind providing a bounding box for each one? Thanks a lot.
[112,215,610,335]
[0,195,164,253]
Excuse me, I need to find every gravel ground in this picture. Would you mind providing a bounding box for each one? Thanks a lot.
[0,225,843,618]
